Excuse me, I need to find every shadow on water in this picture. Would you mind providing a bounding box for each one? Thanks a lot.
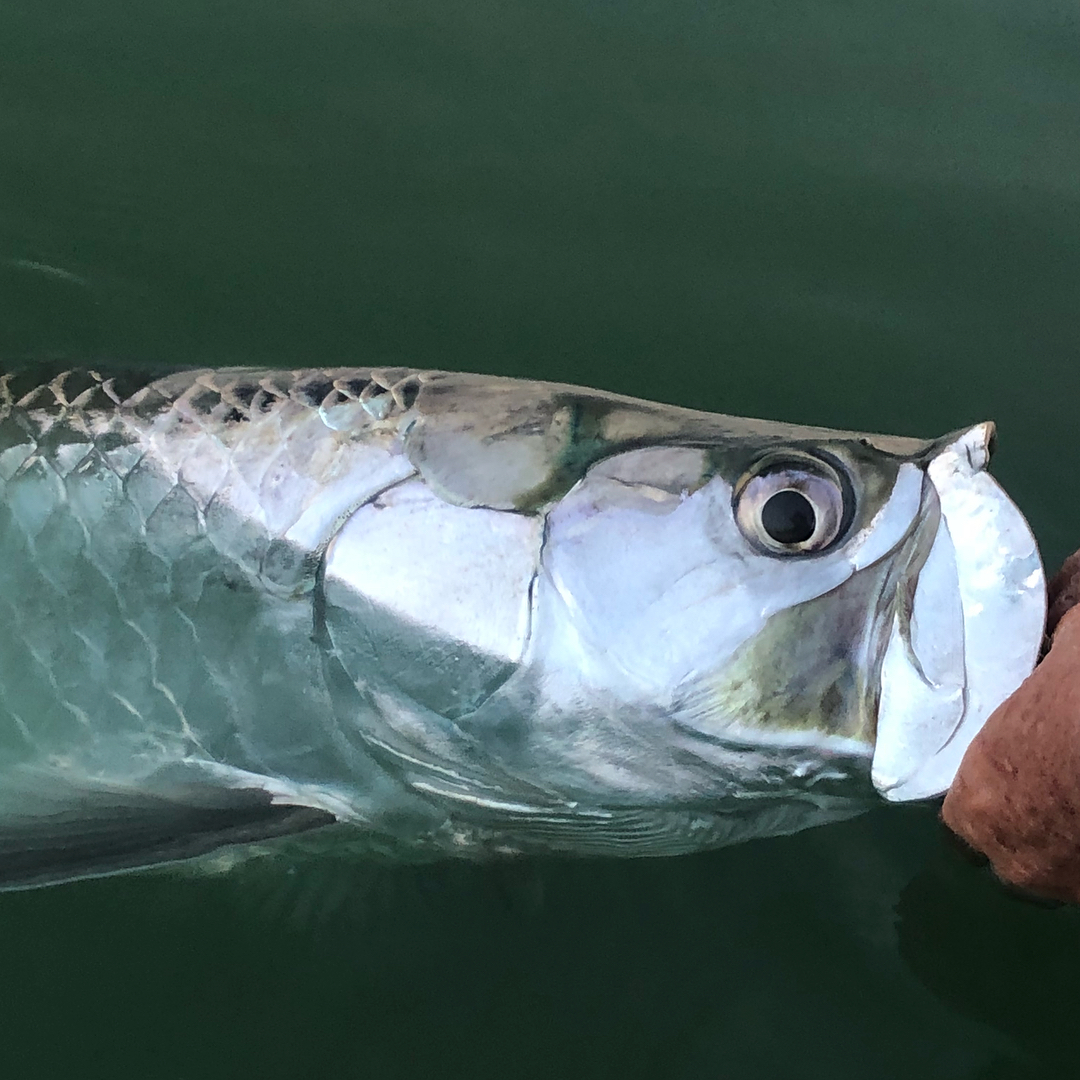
[898,831,1080,1080]
[0,806,1043,1080]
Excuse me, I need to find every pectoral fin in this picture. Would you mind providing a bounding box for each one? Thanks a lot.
[0,769,337,891]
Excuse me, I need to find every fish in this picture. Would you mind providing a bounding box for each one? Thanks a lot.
[0,365,1045,889]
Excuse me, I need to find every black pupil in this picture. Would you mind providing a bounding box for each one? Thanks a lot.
[761,489,816,545]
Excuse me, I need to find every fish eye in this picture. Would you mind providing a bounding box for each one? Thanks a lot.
[734,456,850,555]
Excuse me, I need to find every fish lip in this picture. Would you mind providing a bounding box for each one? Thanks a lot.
[871,423,1046,801]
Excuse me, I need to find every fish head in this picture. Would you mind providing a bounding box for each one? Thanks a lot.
[538,417,1044,802]
[325,372,1043,818]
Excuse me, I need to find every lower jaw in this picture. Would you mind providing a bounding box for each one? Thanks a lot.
[872,451,1044,801]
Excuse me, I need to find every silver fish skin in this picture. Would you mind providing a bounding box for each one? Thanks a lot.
[0,366,1045,888]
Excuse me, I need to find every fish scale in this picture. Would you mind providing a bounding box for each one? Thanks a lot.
[0,368,413,778]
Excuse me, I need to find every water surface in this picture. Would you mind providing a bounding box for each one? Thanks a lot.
[2,2,1079,1077]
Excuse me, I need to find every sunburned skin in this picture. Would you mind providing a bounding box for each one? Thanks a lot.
[943,549,1080,903]
[0,366,1046,888]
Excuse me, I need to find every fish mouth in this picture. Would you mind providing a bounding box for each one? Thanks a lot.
[871,423,1045,801]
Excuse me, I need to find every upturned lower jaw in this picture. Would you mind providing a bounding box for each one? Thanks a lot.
[872,488,967,801]
[871,426,1045,802]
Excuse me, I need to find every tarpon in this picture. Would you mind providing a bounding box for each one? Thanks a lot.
[0,366,1045,888]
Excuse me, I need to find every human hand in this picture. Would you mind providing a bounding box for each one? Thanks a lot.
[943,551,1080,901]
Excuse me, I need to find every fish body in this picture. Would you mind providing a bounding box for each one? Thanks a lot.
[0,367,1045,888]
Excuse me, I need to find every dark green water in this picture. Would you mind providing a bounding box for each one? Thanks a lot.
[3,2,1080,1077]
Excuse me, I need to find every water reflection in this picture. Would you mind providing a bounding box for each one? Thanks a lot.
[0,257,105,358]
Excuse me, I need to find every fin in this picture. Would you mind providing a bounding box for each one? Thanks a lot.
[0,769,337,891]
